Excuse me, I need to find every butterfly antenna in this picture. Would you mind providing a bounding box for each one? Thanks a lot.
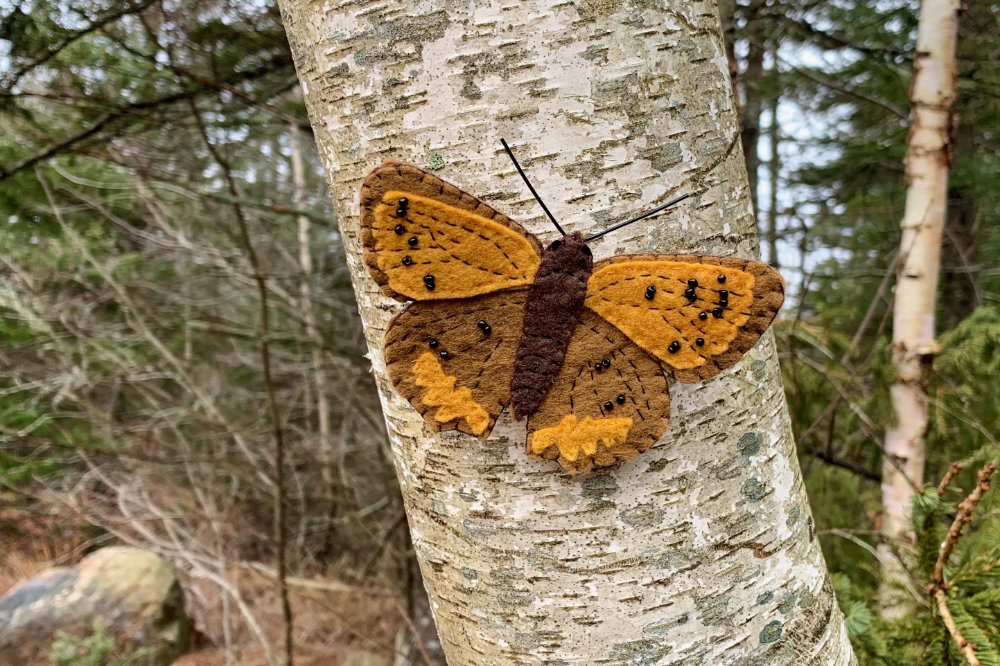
[500,138,566,236]
[584,192,695,242]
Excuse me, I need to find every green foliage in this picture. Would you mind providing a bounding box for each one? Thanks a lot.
[933,306,1000,468]
[947,599,1000,666]
[49,619,153,666]
[770,0,1000,658]
[910,489,952,581]
[833,477,1000,665]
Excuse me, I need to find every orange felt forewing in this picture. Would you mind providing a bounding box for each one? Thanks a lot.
[361,161,542,302]
[584,255,784,382]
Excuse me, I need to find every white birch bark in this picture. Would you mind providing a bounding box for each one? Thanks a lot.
[278,1,854,663]
[879,0,960,614]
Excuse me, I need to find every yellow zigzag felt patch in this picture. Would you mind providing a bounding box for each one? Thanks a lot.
[530,415,633,462]
[412,353,490,436]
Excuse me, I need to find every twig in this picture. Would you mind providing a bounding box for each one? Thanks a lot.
[937,462,966,497]
[934,589,981,666]
[823,529,926,606]
[809,450,881,483]
[933,463,996,589]
[389,595,436,666]
[930,463,996,666]
[189,98,294,666]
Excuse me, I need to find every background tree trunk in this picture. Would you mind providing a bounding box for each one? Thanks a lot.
[879,0,961,615]
[740,0,768,218]
[278,1,855,663]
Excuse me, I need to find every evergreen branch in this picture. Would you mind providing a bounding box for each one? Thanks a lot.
[934,592,982,666]
[935,591,982,666]
[933,463,997,590]
[939,462,967,497]
[1,0,161,92]
[0,54,292,183]
[776,53,909,120]
[777,15,910,61]
[928,463,998,665]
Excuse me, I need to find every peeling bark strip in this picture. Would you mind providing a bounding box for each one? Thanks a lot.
[277,1,855,663]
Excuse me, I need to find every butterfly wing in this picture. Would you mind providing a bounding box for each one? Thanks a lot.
[526,310,671,474]
[361,162,544,438]
[584,254,785,382]
[384,289,529,438]
[360,161,542,301]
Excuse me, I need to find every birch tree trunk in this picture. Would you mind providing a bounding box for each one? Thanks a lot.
[879,0,960,614]
[278,1,854,663]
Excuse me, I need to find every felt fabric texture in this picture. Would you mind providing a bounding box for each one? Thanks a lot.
[361,162,786,474]
[511,232,594,420]
[384,289,529,438]
[585,255,785,382]
[412,353,491,435]
[360,162,542,301]
[526,310,672,474]
[529,415,633,463]
[370,189,540,300]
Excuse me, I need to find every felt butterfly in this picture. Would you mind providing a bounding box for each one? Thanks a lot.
[360,157,784,474]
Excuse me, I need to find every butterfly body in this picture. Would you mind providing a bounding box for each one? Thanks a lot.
[361,161,785,474]
[512,232,594,420]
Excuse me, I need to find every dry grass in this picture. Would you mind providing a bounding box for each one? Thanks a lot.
[1,498,412,665]
[0,500,92,597]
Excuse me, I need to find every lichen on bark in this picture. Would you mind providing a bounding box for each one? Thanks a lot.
[278,0,855,663]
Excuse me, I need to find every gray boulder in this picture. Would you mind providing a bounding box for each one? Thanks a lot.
[0,546,191,665]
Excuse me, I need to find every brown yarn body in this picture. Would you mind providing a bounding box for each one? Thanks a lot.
[511,232,593,420]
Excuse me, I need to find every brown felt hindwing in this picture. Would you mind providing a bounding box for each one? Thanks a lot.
[585,254,784,383]
[384,289,529,438]
[526,310,671,474]
[360,162,543,302]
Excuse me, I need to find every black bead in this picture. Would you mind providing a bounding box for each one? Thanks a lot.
[645,285,656,300]
[719,298,729,307]
[594,363,603,372]
[477,320,488,329]
[688,278,698,288]
[423,275,435,290]
[713,307,724,318]
[668,341,681,353]
[604,402,614,411]
[699,312,708,321]
[717,274,726,283]
[408,237,418,246]
[429,339,439,348]
[685,288,697,302]
[394,224,405,235]
[402,256,413,266]
[696,338,705,346]
[616,394,626,405]
[397,197,408,207]
[601,358,611,368]
[482,325,492,335]
[718,290,728,299]
[395,208,406,217]
[439,350,450,359]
